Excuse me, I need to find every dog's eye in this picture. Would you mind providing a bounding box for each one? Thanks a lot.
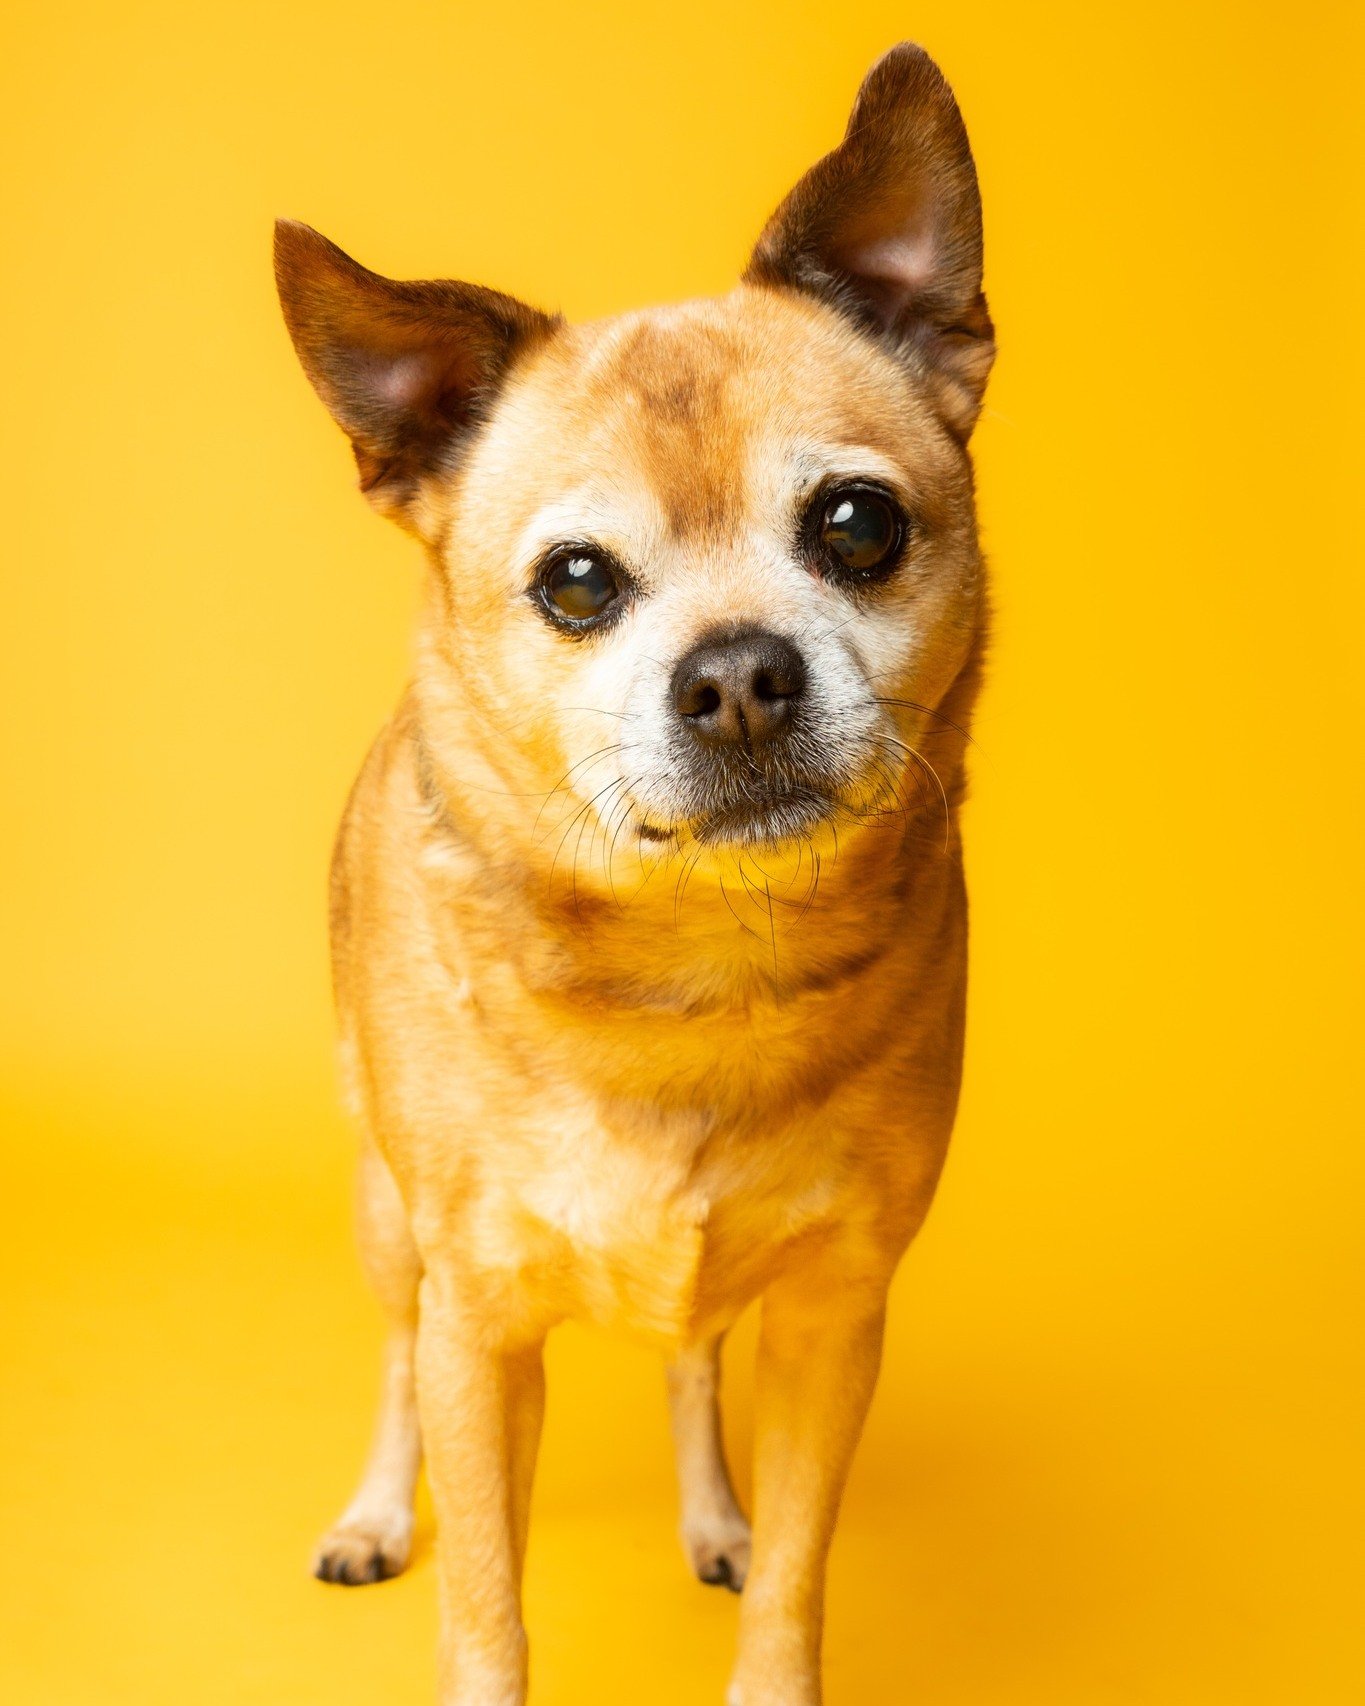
[541,553,621,625]
[816,486,903,578]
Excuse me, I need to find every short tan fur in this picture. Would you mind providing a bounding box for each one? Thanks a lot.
[275,42,994,1706]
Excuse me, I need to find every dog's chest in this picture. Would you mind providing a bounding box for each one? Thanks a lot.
[466,1101,840,1343]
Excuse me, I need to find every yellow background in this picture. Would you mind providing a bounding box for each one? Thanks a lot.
[3,1,1362,1701]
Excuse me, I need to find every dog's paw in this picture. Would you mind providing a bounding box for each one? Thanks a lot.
[312,1518,411,1586]
[726,1678,818,1706]
[684,1515,752,1593]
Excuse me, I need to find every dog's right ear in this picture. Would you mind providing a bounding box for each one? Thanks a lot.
[273,221,559,531]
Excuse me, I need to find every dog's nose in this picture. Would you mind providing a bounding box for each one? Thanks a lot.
[671,628,807,749]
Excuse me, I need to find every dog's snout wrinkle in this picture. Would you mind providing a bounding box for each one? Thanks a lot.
[671,627,807,751]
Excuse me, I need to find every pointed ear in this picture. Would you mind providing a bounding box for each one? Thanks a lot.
[273,221,559,529]
[745,44,994,440]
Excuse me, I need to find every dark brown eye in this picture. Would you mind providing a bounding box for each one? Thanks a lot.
[541,553,621,625]
[817,487,903,578]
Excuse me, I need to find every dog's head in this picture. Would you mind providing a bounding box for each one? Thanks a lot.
[276,45,992,869]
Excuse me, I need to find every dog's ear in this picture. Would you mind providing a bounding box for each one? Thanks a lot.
[274,221,559,528]
[745,44,993,440]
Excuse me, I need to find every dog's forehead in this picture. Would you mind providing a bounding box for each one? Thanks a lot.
[497,289,927,542]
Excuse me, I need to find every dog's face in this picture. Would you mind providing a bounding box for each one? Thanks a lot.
[444,290,983,854]
[276,45,993,865]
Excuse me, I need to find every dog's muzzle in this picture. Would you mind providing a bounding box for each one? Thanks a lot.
[665,626,840,845]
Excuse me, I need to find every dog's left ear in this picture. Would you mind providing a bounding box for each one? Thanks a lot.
[745,43,994,440]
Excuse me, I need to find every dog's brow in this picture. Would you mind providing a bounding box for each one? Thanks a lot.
[788,446,908,499]
[511,491,665,579]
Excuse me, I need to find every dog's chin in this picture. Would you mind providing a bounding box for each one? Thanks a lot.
[657,788,836,851]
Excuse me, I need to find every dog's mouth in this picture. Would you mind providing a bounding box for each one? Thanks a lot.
[696,788,833,847]
[638,786,835,850]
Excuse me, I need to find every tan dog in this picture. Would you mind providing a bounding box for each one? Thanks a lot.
[275,42,993,1706]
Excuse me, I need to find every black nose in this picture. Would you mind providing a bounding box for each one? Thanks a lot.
[671,627,807,749]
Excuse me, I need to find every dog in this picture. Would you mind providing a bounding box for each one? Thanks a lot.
[274,41,993,1706]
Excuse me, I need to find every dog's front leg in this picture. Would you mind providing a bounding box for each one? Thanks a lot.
[728,1257,889,1706]
[667,1335,752,1589]
[416,1271,546,1706]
